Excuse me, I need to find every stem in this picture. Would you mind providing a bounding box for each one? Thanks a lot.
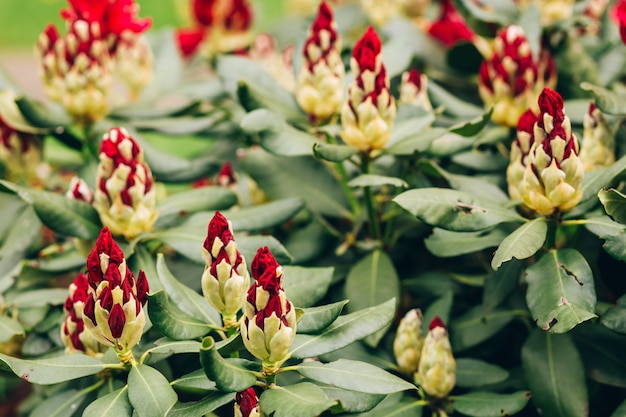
[265,373,277,388]
[226,326,240,358]
[545,217,558,250]
[326,134,361,219]
[361,154,381,241]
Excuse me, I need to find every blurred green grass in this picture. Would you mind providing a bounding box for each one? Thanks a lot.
[0,0,287,48]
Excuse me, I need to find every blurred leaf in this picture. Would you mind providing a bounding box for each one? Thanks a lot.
[491,218,546,270]
[297,300,349,334]
[394,188,524,232]
[599,188,626,225]
[452,390,531,417]
[313,142,357,162]
[381,33,416,78]
[0,353,105,385]
[237,235,293,265]
[426,133,475,157]
[82,386,132,417]
[403,272,462,298]
[522,331,587,417]
[138,28,185,103]
[347,175,408,188]
[483,259,523,312]
[449,107,493,137]
[240,147,351,218]
[428,80,483,117]
[0,91,49,134]
[579,154,626,206]
[517,3,541,58]
[321,386,385,414]
[452,149,509,172]
[0,316,23,342]
[425,227,507,258]
[283,219,331,264]
[422,291,454,335]
[147,291,214,340]
[30,389,88,417]
[601,305,626,334]
[345,250,399,347]
[611,400,626,417]
[580,82,626,115]
[130,245,163,293]
[387,112,436,147]
[385,127,447,156]
[14,96,71,128]
[455,358,510,388]
[290,298,396,359]
[296,359,416,394]
[354,395,423,417]
[128,364,178,417]
[584,215,626,262]
[5,288,68,308]
[450,306,515,351]
[109,99,202,120]
[128,115,224,135]
[447,41,483,74]
[168,392,232,417]
[572,323,626,388]
[455,0,518,24]
[260,383,336,417]
[199,336,256,392]
[155,186,238,228]
[525,249,597,333]
[283,266,334,308]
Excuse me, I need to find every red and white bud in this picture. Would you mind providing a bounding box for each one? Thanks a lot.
[0,113,42,183]
[234,387,262,417]
[201,211,249,328]
[115,31,154,101]
[427,0,474,47]
[616,0,626,46]
[61,272,108,358]
[507,109,538,202]
[416,317,455,398]
[398,68,432,111]
[340,27,396,153]
[82,227,149,363]
[521,88,584,216]
[579,103,615,172]
[393,308,424,375]
[249,34,295,92]
[93,127,158,239]
[296,2,345,123]
[241,247,296,375]
[36,20,114,125]
[192,0,254,57]
[66,176,95,204]
[360,0,401,26]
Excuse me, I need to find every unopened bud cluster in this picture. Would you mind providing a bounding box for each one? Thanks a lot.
[398,68,432,111]
[579,103,614,172]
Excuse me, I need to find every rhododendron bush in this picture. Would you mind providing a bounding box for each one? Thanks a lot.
[2,0,626,416]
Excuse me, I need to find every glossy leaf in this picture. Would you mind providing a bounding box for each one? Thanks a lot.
[455,358,510,388]
[237,235,293,265]
[579,154,626,204]
[0,353,106,385]
[452,390,531,417]
[584,215,626,262]
[525,249,597,333]
[344,250,399,347]
[297,300,349,334]
[573,323,626,388]
[347,175,408,189]
[491,218,546,270]
[295,359,416,394]
[424,227,508,258]
[450,306,515,351]
[449,107,493,137]
[601,305,626,334]
[199,336,257,392]
[290,298,396,359]
[147,291,214,340]
[82,386,132,417]
[385,127,447,155]
[150,338,202,355]
[598,188,626,225]
[282,266,333,308]
[313,142,357,162]
[322,386,385,414]
[260,383,336,417]
[522,331,587,417]
[128,364,178,417]
[155,186,238,228]
[171,369,216,394]
[168,392,233,417]
[394,188,524,232]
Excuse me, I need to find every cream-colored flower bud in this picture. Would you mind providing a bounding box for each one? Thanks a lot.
[399,69,432,111]
[361,0,401,26]
[536,0,574,26]
[393,308,424,375]
[115,31,153,101]
[400,0,431,17]
[416,317,455,398]
[579,102,614,172]
[507,109,538,202]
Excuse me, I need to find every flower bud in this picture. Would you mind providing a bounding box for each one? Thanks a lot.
[393,308,424,375]
[66,176,95,204]
[616,0,626,45]
[93,127,158,240]
[398,68,432,111]
[427,0,474,47]
[201,211,249,328]
[192,0,254,57]
[579,102,615,172]
[400,0,431,17]
[61,272,108,358]
[360,0,401,26]
[115,31,154,101]
[249,34,296,92]
[416,316,455,398]
[507,109,538,202]
[296,2,345,124]
[241,247,296,375]
[0,113,42,183]
[82,227,149,362]
[537,0,574,26]
[521,88,584,216]
[340,27,396,154]
[234,387,262,417]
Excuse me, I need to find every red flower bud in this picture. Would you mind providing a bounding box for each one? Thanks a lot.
[429,316,446,330]
[234,387,261,417]
[428,0,474,47]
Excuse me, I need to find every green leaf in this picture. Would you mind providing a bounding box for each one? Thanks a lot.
[525,249,597,333]
[601,305,626,334]
[347,175,408,189]
[139,29,185,102]
[199,336,257,392]
[171,369,216,394]
[237,235,293,265]
[290,298,396,359]
[128,364,178,417]
[385,127,447,156]
[30,389,88,417]
[297,300,349,334]
[240,147,351,218]
[422,291,454,335]
[5,288,68,308]
[449,108,493,137]
[579,154,626,205]
[0,91,50,134]
[491,218,547,270]
[611,400,626,417]
[129,245,163,293]
[151,338,202,355]
[428,79,483,117]
[394,188,524,232]
[14,96,71,128]
[155,254,221,326]
[313,142,357,162]
[296,359,416,394]
[483,260,523,312]
[584,215,626,262]
[168,392,233,417]
[127,115,223,135]
[321,386,385,414]
[572,323,626,388]
[580,82,626,115]
[355,396,423,417]
[0,316,23,342]
[522,331,587,417]
[424,227,508,258]
[345,250,399,347]
[450,307,515,351]
[455,358,510,388]
[281,265,333,309]
[0,353,105,385]
[452,391,531,417]
[82,386,133,417]
[147,291,214,340]
[599,188,626,225]
[260,383,336,417]
[155,186,238,228]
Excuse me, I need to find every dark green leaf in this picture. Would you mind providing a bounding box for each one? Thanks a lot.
[483,260,523,312]
[522,331,587,417]
[525,249,597,333]
[452,390,531,417]
[313,142,358,162]
[128,364,178,417]
[321,386,385,414]
[422,291,454,335]
[147,291,214,340]
[491,218,547,270]
[449,108,493,137]
[584,215,626,262]
[602,305,626,334]
[455,358,510,388]
[355,395,423,417]
[171,369,216,394]
[599,188,626,225]
[82,386,133,417]
[297,300,349,334]
[168,392,233,417]
[155,186,238,228]
[424,227,507,258]
[572,323,626,388]
[199,336,257,392]
[611,400,626,417]
[579,154,626,205]
[580,82,626,115]
[260,383,336,417]
[237,235,293,265]
[14,96,71,128]
[347,175,408,188]
[450,306,515,351]
[296,359,416,394]
[0,353,106,385]
[427,80,483,117]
